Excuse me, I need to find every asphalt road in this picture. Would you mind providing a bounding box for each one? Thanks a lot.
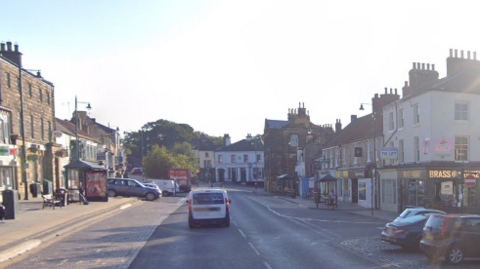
[3,185,480,269]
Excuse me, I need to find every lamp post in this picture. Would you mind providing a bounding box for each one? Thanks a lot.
[74,96,92,160]
[360,103,376,216]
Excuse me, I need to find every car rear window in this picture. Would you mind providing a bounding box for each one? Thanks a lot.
[399,209,413,219]
[193,193,225,205]
[424,214,446,230]
[399,215,426,223]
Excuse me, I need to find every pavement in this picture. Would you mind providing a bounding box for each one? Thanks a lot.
[0,183,399,266]
[0,194,143,265]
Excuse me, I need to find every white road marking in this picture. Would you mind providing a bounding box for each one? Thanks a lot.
[238,229,247,238]
[264,261,272,269]
[248,242,260,255]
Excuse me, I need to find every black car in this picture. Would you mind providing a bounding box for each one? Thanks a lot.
[420,214,480,265]
[381,215,430,250]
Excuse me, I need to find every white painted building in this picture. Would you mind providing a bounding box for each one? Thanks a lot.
[215,134,264,184]
[380,49,480,213]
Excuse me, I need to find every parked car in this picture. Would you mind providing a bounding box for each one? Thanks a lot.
[393,207,446,222]
[149,179,179,197]
[381,215,433,250]
[131,167,143,175]
[187,189,231,228]
[420,214,480,265]
[107,178,161,201]
[143,183,162,197]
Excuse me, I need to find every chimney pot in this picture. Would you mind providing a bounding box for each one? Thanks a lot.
[422,63,425,69]
[14,44,19,52]
[432,64,435,71]
[390,88,392,94]
[384,87,387,93]
[404,81,408,86]
[474,52,477,60]
[450,48,453,57]
[427,63,430,70]
[395,88,398,95]
[412,62,416,69]
[6,41,12,51]
[0,43,4,51]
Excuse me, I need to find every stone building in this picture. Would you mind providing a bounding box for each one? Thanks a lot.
[263,103,334,194]
[0,41,60,199]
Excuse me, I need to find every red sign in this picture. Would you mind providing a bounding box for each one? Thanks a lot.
[465,174,476,188]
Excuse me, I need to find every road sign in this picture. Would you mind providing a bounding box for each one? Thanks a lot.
[465,174,476,188]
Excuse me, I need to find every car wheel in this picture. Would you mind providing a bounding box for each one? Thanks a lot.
[162,190,169,197]
[145,192,156,201]
[425,253,436,262]
[445,246,464,265]
[188,215,196,229]
[108,189,117,197]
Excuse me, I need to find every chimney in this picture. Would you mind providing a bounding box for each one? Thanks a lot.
[447,48,480,76]
[351,115,357,123]
[408,61,439,90]
[0,41,23,66]
[246,134,252,141]
[223,134,231,146]
[335,119,342,133]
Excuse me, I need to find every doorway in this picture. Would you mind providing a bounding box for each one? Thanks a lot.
[351,178,358,203]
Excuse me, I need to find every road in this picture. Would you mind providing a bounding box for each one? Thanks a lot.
[3,184,480,269]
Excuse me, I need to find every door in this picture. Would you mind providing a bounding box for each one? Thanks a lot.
[351,178,358,203]
[218,169,225,182]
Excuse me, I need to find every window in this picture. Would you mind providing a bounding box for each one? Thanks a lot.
[389,112,394,131]
[244,154,248,162]
[205,152,209,157]
[218,155,223,163]
[28,83,33,97]
[399,139,404,164]
[289,135,298,147]
[39,88,43,102]
[414,136,420,162]
[204,160,212,167]
[5,73,10,88]
[413,104,420,125]
[455,136,468,161]
[256,154,261,163]
[41,118,44,140]
[231,155,236,163]
[455,101,469,121]
[30,115,34,138]
[399,108,404,128]
[46,91,51,105]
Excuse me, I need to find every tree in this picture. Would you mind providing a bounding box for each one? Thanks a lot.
[142,145,173,178]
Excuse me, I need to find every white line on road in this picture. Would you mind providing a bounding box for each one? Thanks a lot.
[238,229,247,238]
[233,220,238,227]
[264,261,272,269]
[248,242,260,255]
[120,204,132,210]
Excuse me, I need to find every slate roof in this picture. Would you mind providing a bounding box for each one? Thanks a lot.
[56,118,100,143]
[265,119,289,129]
[216,138,264,152]
[323,113,383,148]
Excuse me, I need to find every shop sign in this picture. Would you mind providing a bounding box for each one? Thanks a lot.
[400,170,424,178]
[428,170,462,179]
[0,146,9,156]
[381,147,398,160]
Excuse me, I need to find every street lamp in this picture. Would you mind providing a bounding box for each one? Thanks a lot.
[360,103,376,216]
[74,96,92,160]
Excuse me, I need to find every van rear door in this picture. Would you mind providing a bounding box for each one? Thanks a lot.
[191,192,226,219]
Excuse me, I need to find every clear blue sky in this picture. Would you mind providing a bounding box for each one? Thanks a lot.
[2,0,480,142]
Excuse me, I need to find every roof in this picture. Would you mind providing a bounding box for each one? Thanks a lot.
[64,159,107,171]
[318,174,338,182]
[265,119,289,129]
[216,138,264,152]
[324,113,383,148]
[55,118,100,143]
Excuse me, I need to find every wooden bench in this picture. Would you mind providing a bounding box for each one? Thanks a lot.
[42,194,63,210]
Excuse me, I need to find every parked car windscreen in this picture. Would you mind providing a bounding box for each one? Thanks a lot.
[193,193,225,205]
[424,214,446,230]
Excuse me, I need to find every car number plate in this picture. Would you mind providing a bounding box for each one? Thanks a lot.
[424,234,433,240]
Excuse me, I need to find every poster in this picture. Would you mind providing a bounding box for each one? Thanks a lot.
[359,182,366,200]
[86,171,107,198]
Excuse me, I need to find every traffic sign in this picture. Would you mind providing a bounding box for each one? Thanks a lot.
[465,174,476,188]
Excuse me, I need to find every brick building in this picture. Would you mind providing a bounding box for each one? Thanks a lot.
[263,103,334,193]
[0,41,61,199]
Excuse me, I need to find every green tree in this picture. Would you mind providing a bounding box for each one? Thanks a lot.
[142,145,173,178]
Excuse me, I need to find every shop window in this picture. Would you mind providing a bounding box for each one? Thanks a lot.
[455,136,468,161]
[407,179,425,207]
[382,179,397,204]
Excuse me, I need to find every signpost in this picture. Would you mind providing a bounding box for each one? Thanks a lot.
[465,174,476,188]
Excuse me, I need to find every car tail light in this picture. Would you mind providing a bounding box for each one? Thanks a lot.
[392,228,409,234]
[225,198,229,209]
[440,217,452,238]
[188,199,192,211]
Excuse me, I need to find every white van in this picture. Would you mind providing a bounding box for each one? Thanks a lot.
[187,189,231,228]
[149,179,179,197]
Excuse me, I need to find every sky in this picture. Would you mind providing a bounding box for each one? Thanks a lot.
[2,0,480,143]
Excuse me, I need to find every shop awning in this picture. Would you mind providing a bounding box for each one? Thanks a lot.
[318,174,338,182]
[64,159,107,171]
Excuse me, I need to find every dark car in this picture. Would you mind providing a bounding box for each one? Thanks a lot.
[131,167,143,175]
[393,207,446,222]
[107,178,161,201]
[420,214,480,265]
[381,215,432,250]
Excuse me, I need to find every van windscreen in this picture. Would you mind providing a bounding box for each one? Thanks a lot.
[193,193,225,205]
